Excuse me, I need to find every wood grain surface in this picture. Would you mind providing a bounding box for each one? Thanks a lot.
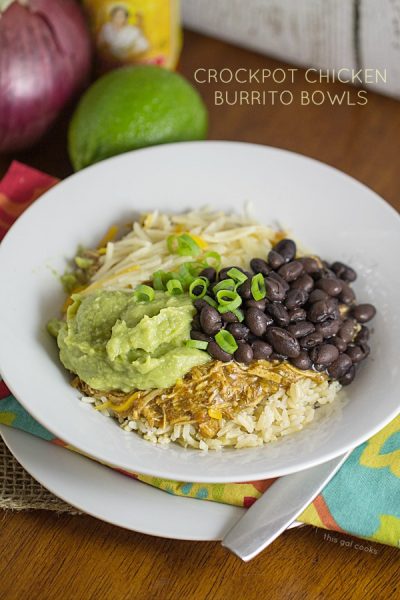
[1,30,399,600]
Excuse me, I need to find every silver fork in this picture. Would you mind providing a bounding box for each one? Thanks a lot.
[222,451,350,561]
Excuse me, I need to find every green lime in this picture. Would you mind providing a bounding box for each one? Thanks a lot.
[68,66,208,170]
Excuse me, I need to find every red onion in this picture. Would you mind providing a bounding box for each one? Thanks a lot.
[0,0,92,152]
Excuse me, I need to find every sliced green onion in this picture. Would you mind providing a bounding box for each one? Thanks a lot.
[178,263,194,288]
[216,290,242,314]
[167,235,178,254]
[189,278,208,299]
[166,279,184,295]
[153,270,165,290]
[203,251,221,269]
[251,273,266,301]
[179,234,201,256]
[232,308,244,322]
[227,268,248,284]
[216,290,241,306]
[75,256,93,269]
[218,305,240,315]
[203,295,218,308]
[185,339,208,350]
[187,261,204,276]
[213,278,235,293]
[234,280,246,292]
[167,234,201,257]
[180,261,204,286]
[215,330,238,354]
[133,284,155,303]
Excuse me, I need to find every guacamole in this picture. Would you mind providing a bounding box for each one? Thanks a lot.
[54,290,210,392]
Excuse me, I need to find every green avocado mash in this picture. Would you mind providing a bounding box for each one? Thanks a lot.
[53,290,210,392]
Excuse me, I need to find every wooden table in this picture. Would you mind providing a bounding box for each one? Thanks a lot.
[1,31,399,600]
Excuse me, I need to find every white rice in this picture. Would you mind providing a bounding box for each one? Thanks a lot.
[81,378,341,451]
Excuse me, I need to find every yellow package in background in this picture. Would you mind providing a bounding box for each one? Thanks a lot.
[83,0,182,71]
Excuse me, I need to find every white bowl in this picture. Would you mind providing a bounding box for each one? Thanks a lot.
[0,141,399,482]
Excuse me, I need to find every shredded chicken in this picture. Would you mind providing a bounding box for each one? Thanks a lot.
[74,360,327,438]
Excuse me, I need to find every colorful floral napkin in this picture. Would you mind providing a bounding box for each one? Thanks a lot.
[1,161,399,548]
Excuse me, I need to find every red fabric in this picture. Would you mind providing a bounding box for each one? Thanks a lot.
[0,380,11,400]
[243,496,257,508]
[0,161,58,240]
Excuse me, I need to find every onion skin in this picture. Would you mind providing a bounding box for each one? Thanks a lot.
[0,0,92,153]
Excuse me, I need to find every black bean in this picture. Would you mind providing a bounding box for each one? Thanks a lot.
[308,297,338,323]
[285,289,308,310]
[234,342,253,364]
[310,344,339,366]
[266,303,290,327]
[327,354,353,379]
[339,365,356,386]
[298,257,321,275]
[251,340,273,360]
[338,282,355,305]
[355,325,370,344]
[288,321,315,338]
[250,258,271,275]
[300,331,324,349]
[315,319,341,339]
[207,341,232,362]
[331,336,347,353]
[333,307,342,322]
[346,345,365,364]
[237,279,252,300]
[277,260,304,282]
[314,363,328,372]
[308,289,328,303]
[267,249,285,270]
[288,307,307,322]
[269,271,290,292]
[355,342,370,361]
[316,277,343,297]
[227,323,250,341]
[290,351,312,370]
[194,298,209,312]
[199,267,216,282]
[318,267,338,280]
[192,314,201,330]
[331,261,357,282]
[217,267,232,281]
[221,311,239,324]
[192,285,205,297]
[190,330,212,343]
[352,303,376,323]
[338,319,356,344]
[245,298,267,311]
[291,274,314,293]
[274,239,296,263]
[265,327,301,357]
[270,353,287,361]
[245,307,270,336]
[264,276,287,301]
[200,305,222,335]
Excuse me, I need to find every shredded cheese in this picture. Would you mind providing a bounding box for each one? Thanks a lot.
[97,225,118,249]
[109,392,139,413]
[81,265,139,295]
[208,408,222,420]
